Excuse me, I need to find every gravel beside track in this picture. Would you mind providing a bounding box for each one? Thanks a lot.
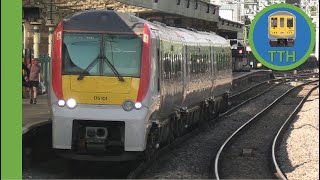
[139,82,294,179]
[231,80,264,95]
[229,79,283,109]
[217,82,317,179]
[278,88,319,180]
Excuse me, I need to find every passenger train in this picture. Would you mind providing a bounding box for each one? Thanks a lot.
[49,10,232,161]
[268,11,296,47]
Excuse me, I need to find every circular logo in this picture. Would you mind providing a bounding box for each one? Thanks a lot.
[249,3,315,70]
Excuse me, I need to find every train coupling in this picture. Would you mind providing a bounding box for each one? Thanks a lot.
[85,127,108,152]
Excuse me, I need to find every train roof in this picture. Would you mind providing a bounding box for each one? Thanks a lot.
[63,10,145,34]
[149,22,230,47]
[269,11,295,17]
[63,10,230,47]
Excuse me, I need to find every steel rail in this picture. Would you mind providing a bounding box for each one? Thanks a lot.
[272,84,319,180]
[214,79,319,180]
[229,78,284,99]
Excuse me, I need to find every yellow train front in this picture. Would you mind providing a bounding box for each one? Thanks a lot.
[268,11,296,47]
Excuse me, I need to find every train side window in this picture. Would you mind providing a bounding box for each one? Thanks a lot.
[271,18,277,28]
[202,54,205,73]
[164,52,171,80]
[224,54,227,70]
[164,53,168,79]
[163,52,167,79]
[199,53,202,73]
[225,54,228,70]
[222,53,225,70]
[225,53,228,70]
[177,53,181,77]
[205,54,209,72]
[212,49,215,71]
[176,54,179,78]
[217,54,221,71]
[196,54,199,74]
[205,53,208,72]
[228,54,231,69]
[171,53,174,79]
[173,54,176,78]
[200,54,203,73]
[287,18,293,28]
[221,54,224,70]
[191,54,195,73]
[217,54,219,71]
[221,54,223,70]
[224,53,227,70]
[195,53,198,74]
[280,18,284,27]
[219,53,222,71]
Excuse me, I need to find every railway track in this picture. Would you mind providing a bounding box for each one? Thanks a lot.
[229,78,284,110]
[128,78,294,179]
[214,79,319,179]
[274,70,319,80]
[272,84,319,179]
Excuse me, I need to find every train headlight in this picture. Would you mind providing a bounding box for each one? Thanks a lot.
[58,100,65,107]
[257,63,263,68]
[122,100,134,111]
[134,102,142,110]
[66,98,77,109]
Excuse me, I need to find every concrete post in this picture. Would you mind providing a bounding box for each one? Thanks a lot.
[48,27,54,57]
[31,24,41,59]
[23,24,26,50]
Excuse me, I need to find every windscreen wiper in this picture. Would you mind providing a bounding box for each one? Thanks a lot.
[101,36,124,82]
[102,57,124,82]
[77,56,100,80]
[77,35,125,81]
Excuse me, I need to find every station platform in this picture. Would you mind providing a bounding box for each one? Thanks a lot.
[232,69,273,81]
[22,70,273,135]
[231,70,273,94]
[22,95,50,135]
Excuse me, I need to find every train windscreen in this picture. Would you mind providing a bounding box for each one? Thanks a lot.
[62,33,142,77]
[280,18,284,27]
[271,18,277,27]
[287,18,293,28]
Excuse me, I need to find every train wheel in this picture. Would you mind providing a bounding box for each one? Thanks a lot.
[144,127,159,160]
[220,94,229,113]
[173,117,181,138]
[167,124,175,145]
[178,117,185,136]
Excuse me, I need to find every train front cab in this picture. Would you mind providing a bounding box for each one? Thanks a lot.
[50,13,154,161]
[268,12,296,47]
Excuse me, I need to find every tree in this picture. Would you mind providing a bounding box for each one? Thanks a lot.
[244,15,251,25]
[310,6,317,12]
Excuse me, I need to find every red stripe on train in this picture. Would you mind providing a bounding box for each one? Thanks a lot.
[137,23,151,102]
[52,21,64,99]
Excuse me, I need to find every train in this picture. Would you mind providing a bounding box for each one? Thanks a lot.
[49,10,232,161]
[268,11,296,47]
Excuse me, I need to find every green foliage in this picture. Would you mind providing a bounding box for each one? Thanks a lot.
[310,6,317,12]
